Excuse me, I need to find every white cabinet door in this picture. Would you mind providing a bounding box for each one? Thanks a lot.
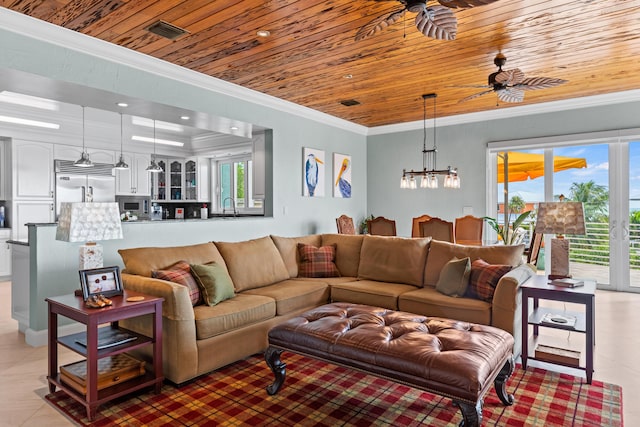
[115,152,135,195]
[0,141,9,200]
[252,135,266,200]
[12,201,55,241]
[133,153,151,196]
[197,157,210,202]
[0,238,11,277]
[13,140,54,199]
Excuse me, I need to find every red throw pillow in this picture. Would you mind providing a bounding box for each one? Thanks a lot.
[153,260,201,306]
[297,243,340,278]
[468,259,512,302]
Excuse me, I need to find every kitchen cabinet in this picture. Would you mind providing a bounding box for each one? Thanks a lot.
[0,140,9,200]
[115,153,151,196]
[0,229,11,278]
[54,144,115,165]
[12,140,54,200]
[12,200,55,241]
[152,158,208,202]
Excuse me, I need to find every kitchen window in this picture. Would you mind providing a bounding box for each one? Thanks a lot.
[217,155,263,214]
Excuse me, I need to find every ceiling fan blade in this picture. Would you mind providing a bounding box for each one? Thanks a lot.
[494,68,525,86]
[449,84,492,88]
[458,89,495,103]
[415,5,457,40]
[355,7,406,41]
[497,88,525,103]
[437,0,502,8]
[518,76,568,90]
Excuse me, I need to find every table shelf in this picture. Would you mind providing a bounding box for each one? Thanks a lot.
[57,326,153,359]
[528,307,587,333]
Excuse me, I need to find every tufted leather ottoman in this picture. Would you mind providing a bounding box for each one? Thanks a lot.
[265,302,514,426]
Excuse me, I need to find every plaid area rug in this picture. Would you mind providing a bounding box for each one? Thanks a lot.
[46,353,623,426]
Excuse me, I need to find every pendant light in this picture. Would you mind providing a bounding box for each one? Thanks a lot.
[114,113,129,170]
[74,106,94,167]
[146,119,162,173]
[400,93,460,190]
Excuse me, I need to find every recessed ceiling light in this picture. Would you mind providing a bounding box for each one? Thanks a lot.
[230,126,239,131]
[117,102,129,107]
[0,91,60,111]
[131,135,184,147]
[180,115,190,120]
[0,115,60,129]
[343,74,353,79]
[257,30,270,37]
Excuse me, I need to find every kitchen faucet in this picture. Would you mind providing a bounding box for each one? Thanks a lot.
[222,197,237,216]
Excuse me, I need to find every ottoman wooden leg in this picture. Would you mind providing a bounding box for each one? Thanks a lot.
[453,399,482,427]
[265,346,286,395]
[494,357,515,406]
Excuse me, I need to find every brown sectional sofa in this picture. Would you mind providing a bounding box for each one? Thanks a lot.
[118,233,533,384]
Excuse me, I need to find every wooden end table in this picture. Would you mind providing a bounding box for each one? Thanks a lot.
[521,275,595,383]
[46,290,163,421]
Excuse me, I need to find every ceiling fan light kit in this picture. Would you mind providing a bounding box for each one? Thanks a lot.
[400,93,460,190]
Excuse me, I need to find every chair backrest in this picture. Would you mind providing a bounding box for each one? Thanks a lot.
[454,215,484,244]
[411,214,432,238]
[336,214,356,235]
[367,216,397,236]
[527,232,543,266]
[419,217,454,242]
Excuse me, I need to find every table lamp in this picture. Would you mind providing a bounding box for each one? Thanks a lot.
[56,202,123,270]
[534,201,586,279]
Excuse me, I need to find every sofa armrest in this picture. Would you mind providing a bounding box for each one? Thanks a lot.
[122,273,195,321]
[491,264,534,355]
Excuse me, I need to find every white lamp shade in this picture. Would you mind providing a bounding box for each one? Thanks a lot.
[56,202,123,242]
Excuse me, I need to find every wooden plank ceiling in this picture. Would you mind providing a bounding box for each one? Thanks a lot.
[4,0,640,127]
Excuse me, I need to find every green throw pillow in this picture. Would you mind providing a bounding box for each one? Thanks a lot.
[435,257,471,297]
[190,262,235,306]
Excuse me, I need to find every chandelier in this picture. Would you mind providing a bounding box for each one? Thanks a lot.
[400,93,460,189]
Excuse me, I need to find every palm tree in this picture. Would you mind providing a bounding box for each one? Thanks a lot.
[568,180,609,222]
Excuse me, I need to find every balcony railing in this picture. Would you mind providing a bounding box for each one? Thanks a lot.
[566,222,640,269]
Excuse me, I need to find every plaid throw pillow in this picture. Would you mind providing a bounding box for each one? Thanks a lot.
[297,243,340,278]
[467,259,512,302]
[153,260,201,306]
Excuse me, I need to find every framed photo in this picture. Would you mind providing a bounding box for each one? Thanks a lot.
[79,266,123,300]
[302,147,325,197]
[333,153,352,198]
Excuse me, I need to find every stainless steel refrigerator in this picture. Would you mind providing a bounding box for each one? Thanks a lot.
[55,160,116,218]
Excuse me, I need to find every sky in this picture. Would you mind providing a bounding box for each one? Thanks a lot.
[498,142,640,213]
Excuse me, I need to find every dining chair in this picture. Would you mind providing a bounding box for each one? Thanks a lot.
[419,217,454,242]
[526,231,544,266]
[336,214,356,235]
[367,216,397,236]
[454,215,484,245]
[411,214,432,238]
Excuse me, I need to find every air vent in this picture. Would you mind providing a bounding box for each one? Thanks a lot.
[147,21,189,40]
[340,99,360,107]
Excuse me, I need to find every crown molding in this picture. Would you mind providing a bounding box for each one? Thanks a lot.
[0,8,368,136]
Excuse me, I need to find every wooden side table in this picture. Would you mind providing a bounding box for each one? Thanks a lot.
[521,274,596,383]
[47,291,163,421]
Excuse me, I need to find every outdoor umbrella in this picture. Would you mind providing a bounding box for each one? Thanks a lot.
[497,151,587,227]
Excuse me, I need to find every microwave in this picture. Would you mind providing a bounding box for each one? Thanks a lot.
[116,196,150,219]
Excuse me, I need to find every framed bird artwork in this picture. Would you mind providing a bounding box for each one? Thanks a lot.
[302,147,325,197]
[333,153,352,198]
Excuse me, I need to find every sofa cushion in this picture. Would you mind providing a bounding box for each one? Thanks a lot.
[243,279,330,316]
[398,287,491,326]
[152,260,201,306]
[297,243,340,278]
[424,240,524,287]
[435,257,471,297]
[271,234,322,278]
[357,235,430,286]
[330,280,419,310]
[321,234,364,277]
[193,294,276,340]
[215,236,290,292]
[467,259,512,302]
[190,262,235,306]
[119,242,226,278]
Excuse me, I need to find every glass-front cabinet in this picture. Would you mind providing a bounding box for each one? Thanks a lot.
[152,158,205,202]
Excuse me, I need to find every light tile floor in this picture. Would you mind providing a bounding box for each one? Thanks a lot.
[0,280,637,426]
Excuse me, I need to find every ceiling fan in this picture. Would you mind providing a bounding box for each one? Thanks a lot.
[355,0,502,42]
[457,53,568,103]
